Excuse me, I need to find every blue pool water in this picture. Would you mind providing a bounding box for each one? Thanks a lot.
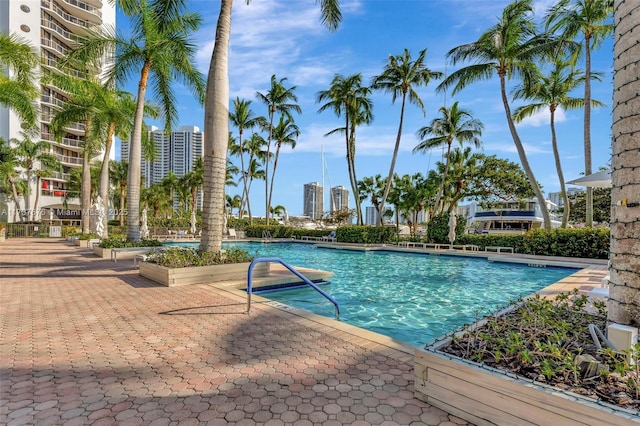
[170,241,579,347]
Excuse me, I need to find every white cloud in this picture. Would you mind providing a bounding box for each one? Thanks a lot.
[516,108,567,128]
[483,141,551,155]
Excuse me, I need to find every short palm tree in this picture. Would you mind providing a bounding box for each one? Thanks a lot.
[268,115,300,217]
[66,0,206,240]
[256,75,301,225]
[12,132,61,222]
[317,73,374,225]
[371,48,442,225]
[413,101,483,214]
[513,59,603,227]
[0,32,39,129]
[546,0,614,227]
[109,160,129,226]
[437,0,557,230]
[0,138,24,221]
[358,174,387,223]
[201,0,341,251]
[229,97,266,218]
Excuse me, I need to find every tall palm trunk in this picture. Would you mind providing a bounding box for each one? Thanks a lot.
[434,140,453,214]
[347,117,362,225]
[81,148,91,233]
[265,113,274,225]
[33,176,42,222]
[99,122,116,238]
[378,93,407,225]
[201,0,232,252]
[267,144,281,216]
[119,184,126,226]
[499,72,551,230]
[24,170,32,222]
[609,0,639,327]
[549,106,569,227]
[127,64,151,241]
[584,33,593,227]
[7,174,21,222]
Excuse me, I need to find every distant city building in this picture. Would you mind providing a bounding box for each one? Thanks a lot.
[365,206,377,225]
[303,182,324,220]
[330,186,349,212]
[548,188,582,209]
[121,125,203,209]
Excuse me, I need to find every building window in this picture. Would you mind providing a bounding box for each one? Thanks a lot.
[20,25,30,33]
[20,5,31,13]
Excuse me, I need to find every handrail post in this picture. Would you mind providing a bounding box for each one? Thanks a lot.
[246,257,340,320]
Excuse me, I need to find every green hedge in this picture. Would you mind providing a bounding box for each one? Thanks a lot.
[98,238,163,248]
[457,228,609,259]
[336,226,395,244]
[426,213,466,243]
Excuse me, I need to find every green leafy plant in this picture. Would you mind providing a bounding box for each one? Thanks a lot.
[98,238,162,248]
[145,247,254,268]
[442,290,638,410]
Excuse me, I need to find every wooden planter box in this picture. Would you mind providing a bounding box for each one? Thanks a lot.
[76,239,100,248]
[415,342,640,426]
[139,261,269,287]
[93,246,111,259]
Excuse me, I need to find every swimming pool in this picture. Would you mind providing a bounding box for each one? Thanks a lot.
[170,241,579,347]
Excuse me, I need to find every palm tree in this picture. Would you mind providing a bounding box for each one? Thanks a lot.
[437,0,557,230]
[358,174,387,224]
[201,0,341,251]
[0,32,39,129]
[609,0,639,326]
[546,0,614,227]
[110,160,129,226]
[268,115,300,217]
[371,48,442,225]
[48,76,104,233]
[183,156,203,214]
[67,0,206,241]
[413,101,483,214]
[161,171,180,216]
[256,75,301,225]
[229,97,265,218]
[142,183,172,218]
[317,73,374,225]
[0,138,24,221]
[12,132,61,222]
[513,60,603,227]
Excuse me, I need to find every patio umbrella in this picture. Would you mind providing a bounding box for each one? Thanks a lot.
[140,207,149,239]
[448,213,457,246]
[92,195,106,238]
[190,209,197,235]
[566,169,612,188]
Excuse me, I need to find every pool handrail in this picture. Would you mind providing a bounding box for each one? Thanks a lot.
[246,257,340,320]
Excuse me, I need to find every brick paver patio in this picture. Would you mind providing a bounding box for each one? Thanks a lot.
[0,238,471,425]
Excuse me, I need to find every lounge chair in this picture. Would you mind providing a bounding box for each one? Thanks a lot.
[322,231,337,242]
[228,228,237,239]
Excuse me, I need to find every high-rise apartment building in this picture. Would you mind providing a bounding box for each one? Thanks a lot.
[330,186,349,212]
[0,0,116,222]
[303,182,324,220]
[365,206,377,225]
[121,126,204,209]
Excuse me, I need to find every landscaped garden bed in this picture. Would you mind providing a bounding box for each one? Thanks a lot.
[139,247,267,287]
[415,292,640,425]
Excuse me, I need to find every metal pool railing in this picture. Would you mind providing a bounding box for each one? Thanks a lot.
[246,257,340,320]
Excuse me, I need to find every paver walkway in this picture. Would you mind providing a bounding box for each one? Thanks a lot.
[0,239,470,426]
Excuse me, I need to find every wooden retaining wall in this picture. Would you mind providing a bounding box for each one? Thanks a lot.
[415,348,640,426]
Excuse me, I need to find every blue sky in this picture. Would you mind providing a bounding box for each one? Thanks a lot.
[115,0,614,217]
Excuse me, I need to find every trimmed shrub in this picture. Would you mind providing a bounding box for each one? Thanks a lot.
[146,247,254,268]
[426,213,466,243]
[336,226,395,244]
[457,227,609,259]
[98,238,163,248]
